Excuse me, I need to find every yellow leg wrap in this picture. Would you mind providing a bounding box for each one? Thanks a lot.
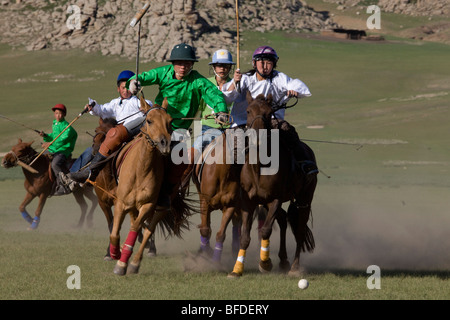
[232,249,246,275]
[260,239,270,261]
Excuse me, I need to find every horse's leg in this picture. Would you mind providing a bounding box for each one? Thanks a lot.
[212,206,235,262]
[109,202,127,261]
[276,208,290,272]
[147,234,157,257]
[19,192,35,225]
[228,201,255,278]
[128,209,165,274]
[85,186,98,228]
[258,199,280,273]
[114,203,156,275]
[255,205,267,242]
[231,211,241,257]
[288,181,316,277]
[98,200,114,260]
[72,188,88,229]
[28,193,48,230]
[198,195,213,255]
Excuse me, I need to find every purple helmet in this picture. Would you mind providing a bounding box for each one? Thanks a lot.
[252,46,279,62]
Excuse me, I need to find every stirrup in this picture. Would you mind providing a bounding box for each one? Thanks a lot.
[69,169,91,184]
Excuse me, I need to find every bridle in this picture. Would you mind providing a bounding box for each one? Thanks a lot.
[3,148,37,167]
[139,105,170,148]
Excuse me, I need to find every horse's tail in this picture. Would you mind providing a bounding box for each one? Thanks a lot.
[157,193,199,238]
[287,201,315,253]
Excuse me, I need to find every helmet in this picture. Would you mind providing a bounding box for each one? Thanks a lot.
[117,70,135,86]
[167,43,198,62]
[52,104,67,115]
[252,46,279,63]
[209,49,235,65]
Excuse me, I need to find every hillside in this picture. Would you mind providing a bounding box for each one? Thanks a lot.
[0,0,338,62]
[1,0,448,63]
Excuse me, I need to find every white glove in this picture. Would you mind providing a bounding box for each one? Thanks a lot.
[129,79,141,95]
[88,98,97,108]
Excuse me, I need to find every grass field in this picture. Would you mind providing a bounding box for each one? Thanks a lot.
[1,23,449,302]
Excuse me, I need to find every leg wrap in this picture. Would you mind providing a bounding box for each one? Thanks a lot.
[119,230,138,263]
[200,235,210,251]
[260,239,270,262]
[232,249,246,275]
[29,216,40,230]
[99,124,129,156]
[212,241,223,262]
[109,244,121,260]
[21,211,33,224]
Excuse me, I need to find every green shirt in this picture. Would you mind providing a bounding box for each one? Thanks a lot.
[198,76,233,129]
[43,119,78,157]
[127,65,228,130]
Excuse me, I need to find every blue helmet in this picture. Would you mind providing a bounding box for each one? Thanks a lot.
[117,70,135,86]
[209,49,235,65]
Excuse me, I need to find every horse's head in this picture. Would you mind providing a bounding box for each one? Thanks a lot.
[92,117,117,155]
[246,92,274,130]
[140,96,172,155]
[2,139,36,169]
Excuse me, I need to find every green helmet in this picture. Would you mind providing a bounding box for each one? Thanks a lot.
[167,43,198,62]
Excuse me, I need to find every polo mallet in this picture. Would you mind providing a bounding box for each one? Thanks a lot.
[235,0,241,93]
[0,114,41,134]
[130,1,151,85]
[29,105,90,167]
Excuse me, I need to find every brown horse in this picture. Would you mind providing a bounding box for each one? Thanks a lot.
[91,117,157,260]
[108,97,193,275]
[192,132,242,263]
[229,93,317,277]
[2,139,98,230]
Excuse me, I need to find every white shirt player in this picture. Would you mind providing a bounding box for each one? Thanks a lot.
[222,70,311,127]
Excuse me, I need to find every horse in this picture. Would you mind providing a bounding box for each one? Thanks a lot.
[228,93,317,277]
[192,132,242,263]
[1,139,98,230]
[91,117,157,260]
[108,96,193,275]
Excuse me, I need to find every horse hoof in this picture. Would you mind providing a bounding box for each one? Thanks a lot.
[227,272,242,279]
[126,263,140,275]
[103,255,113,262]
[147,249,157,258]
[259,259,273,273]
[113,262,127,276]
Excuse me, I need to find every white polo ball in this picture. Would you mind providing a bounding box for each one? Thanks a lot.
[298,279,309,289]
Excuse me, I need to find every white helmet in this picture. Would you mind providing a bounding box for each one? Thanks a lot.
[209,49,235,65]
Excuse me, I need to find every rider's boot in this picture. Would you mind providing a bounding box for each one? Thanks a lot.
[70,124,129,184]
[69,152,107,184]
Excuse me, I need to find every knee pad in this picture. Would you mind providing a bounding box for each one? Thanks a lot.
[99,125,129,156]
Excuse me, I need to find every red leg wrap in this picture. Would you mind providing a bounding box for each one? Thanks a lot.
[110,244,121,260]
[119,231,138,263]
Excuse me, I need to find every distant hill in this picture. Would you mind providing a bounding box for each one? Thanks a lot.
[0,0,338,62]
[0,0,448,62]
